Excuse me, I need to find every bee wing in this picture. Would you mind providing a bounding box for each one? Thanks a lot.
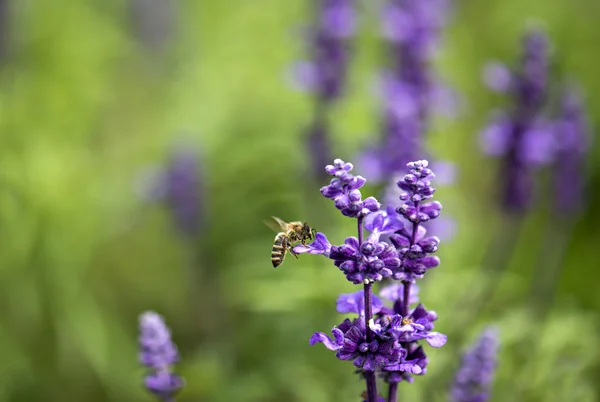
[264,216,289,232]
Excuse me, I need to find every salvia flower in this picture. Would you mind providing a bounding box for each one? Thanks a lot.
[359,0,455,183]
[297,159,445,402]
[480,28,552,211]
[387,161,441,281]
[138,140,204,237]
[139,311,184,401]
[294,0,356,102]
[450,327,499,402]
[311,292,445,373]
[320,158,381,218]
[293,0,357,178]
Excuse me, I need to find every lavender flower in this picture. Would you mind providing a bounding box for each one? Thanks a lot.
[296,159,445,402]
[295,0,356,101]
[138,140,204,237]
[320,159,381,218]
[552,88,588,214]
[293,0,356,177]
[450,327,499,402]
[388,161,441,281]
[480,29,552,211]
[139,311,184,402]
[360,0,455,181]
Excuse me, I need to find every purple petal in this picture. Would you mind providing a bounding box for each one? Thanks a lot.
[337,290,383,315]
[426,332,447,347]
[309,328,344,350]
[483,61,512,93]
[362,196,381,212]
[362,355,377,371]
[289,61,318,92]
[419,256,440,269]
[293,232,332,256]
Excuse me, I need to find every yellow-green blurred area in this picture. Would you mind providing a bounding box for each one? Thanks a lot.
[1,0,600,401]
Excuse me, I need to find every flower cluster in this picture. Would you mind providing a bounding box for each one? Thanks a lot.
[389,161,441,281]
[480,28,552,211]
[450,327,499,402]
[139,311,184,402]
[296,159,444,402]
[320,159,381,218]
[312,289,446,378]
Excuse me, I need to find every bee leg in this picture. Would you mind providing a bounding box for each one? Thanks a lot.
[286,238,299,259]
[290,246,299,259]
[311,228,316,240]
[289,244,299,259]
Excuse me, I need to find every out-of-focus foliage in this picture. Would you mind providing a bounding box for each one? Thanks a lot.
[0,0,599,401]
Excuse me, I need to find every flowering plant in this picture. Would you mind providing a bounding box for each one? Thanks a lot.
[295,158,446,401]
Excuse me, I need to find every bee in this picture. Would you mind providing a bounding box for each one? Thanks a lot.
[266,216,316,268]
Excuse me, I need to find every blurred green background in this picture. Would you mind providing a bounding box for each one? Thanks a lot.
[1,0,599,401]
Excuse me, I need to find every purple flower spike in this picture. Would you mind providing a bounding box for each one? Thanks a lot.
[295,0,357,102]
[138,140,204,237]
[294,0,357,179]
[321,158,381,218]
[358,0,455,184]
[480,28,552,212]
[450,327,499,402]
[387,161,442,281]
[301,158,446,400]
[139,311,183,401]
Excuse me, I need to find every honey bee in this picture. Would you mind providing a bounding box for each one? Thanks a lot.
[266,216,316,268]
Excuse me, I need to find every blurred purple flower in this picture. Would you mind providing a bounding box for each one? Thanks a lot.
[480,28,551,212]
[337,290,383,316]
[293,1,357,178]
[552,87,589,214]
[483,62,512,93]
[139,311,183,401]
[450,327,499,402]
[379,283,420,305]
[357,0,458,203]
[137,139,204,237]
